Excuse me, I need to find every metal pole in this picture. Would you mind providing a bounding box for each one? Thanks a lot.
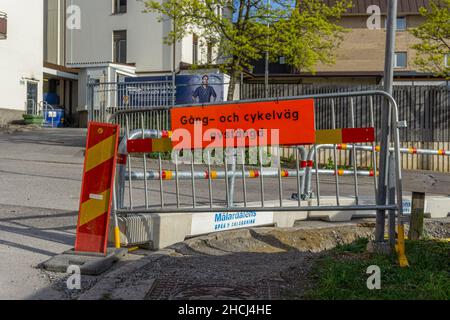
[229,149,237,206]
[259,147,265,207]
[388,152,396,249]
[141,114,149,209]
[125,116,134,209]
[331,100,340,205]
[241,148,248,207]
[376,0,398,242]
[350,98,360,205]
[112,184,121,249]
[370,97,378,195]
[207,150,213,208]
[191,152,196,208]
[264,0,271,98]
[224,154,230,207]
[175,153,180,208]
[172,18,176,106]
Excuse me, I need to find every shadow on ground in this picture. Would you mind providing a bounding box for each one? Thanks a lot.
[28,222,376,300]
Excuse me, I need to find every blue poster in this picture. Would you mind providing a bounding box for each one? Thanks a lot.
[176,73,225,105]
[123,73,226,107]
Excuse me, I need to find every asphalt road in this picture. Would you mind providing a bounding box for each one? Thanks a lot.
[0,128,85,299]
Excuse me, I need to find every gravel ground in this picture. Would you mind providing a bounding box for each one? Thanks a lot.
[423,219,450,238]
[67,217,449,300]
[21,217,450,300]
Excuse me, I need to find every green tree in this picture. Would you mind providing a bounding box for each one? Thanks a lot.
[411,0,450,79]
[144,0,351,100]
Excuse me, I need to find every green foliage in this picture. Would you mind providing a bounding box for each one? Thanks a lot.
[304,239,450,300]
[324,156,335,169]
[144,0,352,99]
[334,237,368,253]
[148,152,172,160]
[271,0,351,74]
[411,0,450,79]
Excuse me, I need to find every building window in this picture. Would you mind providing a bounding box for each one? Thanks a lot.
[207,43,213,64]
[385,16,407,31]
[26,81,38,115]
[396,16,406,31]
[0,11,7,40]
[216,5,222,18]
[394,52,407,68]
[193,34,199,65]
[113,0,127,14]
[113,30,127,64]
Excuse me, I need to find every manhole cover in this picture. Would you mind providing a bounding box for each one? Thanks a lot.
[146,278,278,300]
[171,285,255,300]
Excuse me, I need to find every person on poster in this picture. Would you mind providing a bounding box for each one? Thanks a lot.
[192,74,217,103]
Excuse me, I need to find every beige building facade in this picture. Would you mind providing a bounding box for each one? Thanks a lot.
[248,0,448,86]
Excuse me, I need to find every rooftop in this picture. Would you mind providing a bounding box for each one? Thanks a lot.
[322,0,432,15]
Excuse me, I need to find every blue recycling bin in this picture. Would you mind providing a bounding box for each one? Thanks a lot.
[44,109,65,128]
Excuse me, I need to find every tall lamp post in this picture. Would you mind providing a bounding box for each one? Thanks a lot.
[375,0,398,243]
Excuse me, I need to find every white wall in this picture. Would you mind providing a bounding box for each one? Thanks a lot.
[66,0,218,74]
[66,0,178,73]
[0,0,44,111]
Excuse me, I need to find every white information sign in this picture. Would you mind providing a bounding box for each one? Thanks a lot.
[190,211,274,235]
[402,200,412,215]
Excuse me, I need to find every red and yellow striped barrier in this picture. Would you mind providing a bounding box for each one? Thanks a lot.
[127,137,173,153]
[126,128,376,154]
[315,128,375,144]
[75,122,120,254]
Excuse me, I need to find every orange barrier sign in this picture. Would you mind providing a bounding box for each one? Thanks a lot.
[75,122,120,254]
[171,99,315,148]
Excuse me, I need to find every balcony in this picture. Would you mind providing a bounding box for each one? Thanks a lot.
[0,11,7,40]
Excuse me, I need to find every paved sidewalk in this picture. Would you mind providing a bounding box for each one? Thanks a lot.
[0,205,75,299]
[0,128,85,299]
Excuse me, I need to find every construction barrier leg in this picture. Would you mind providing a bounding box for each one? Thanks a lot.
[396,224,409,268]
[114,226,121,249]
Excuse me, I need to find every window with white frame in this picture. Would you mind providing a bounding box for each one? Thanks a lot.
[207,43,213,64]
[396,16,406,31]
[193,34,199,64]
[394,52,407,68]
[113,30,127,63]
[113,0,127,14]
[0,11,6,40]
[216,5,223,18]
[384,16,407,31]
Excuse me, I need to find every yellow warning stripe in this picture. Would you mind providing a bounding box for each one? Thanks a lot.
[315,129,342,144]
[152,138,173,153]
[396,224,409,268]
[164,170,173,180]
[79,189,111,226]
[85,134,117,172]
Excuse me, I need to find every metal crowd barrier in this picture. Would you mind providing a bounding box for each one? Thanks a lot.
[107,90,405,224]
